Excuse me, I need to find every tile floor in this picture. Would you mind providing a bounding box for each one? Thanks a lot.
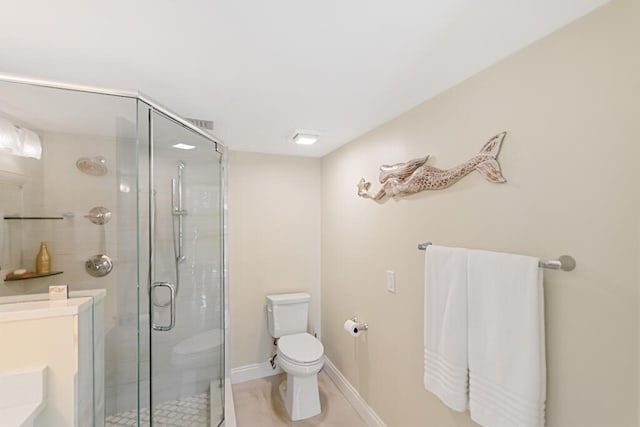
[105,391,214,427]
[232,370,368,427]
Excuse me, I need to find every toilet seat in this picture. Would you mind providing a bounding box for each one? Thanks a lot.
[278,333,324,365]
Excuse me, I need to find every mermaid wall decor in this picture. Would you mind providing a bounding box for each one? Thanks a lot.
[357,132,507,201]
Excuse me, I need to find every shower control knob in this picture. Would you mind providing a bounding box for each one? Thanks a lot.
[85,206,112,225]
[85,254,113,277]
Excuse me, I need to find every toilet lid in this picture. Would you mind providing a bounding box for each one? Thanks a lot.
[278,333,324,363]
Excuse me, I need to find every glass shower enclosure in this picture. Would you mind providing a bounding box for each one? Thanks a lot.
[0,75,225,426]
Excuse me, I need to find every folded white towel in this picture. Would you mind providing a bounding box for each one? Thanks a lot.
[467,249,546,427]
[424,245,469,412]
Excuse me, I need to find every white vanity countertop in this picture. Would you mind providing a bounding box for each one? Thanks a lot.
[0,288,106,305]
[0,297,93,322]
[69,288,106,302]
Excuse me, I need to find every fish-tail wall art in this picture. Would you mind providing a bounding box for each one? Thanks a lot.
[357,132,507,201]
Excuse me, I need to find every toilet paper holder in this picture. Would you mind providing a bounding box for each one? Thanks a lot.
[349,316,368,333]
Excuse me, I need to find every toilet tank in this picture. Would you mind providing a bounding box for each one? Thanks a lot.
[266,293,310,338]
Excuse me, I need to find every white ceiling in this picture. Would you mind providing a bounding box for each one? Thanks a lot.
[0,0,609,157]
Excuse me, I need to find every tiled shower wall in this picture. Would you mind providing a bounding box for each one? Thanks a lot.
[0,130,141,416]
[1,128,223,418]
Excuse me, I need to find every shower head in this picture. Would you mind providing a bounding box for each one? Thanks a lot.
[76,156,107,176]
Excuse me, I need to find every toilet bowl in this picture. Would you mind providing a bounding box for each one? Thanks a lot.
[277,333,324,375]
[276,332,324,421]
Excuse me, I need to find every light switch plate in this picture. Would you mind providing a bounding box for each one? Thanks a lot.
[386,270,395,293]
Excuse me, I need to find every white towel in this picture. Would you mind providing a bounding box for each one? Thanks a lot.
[467,249,546,427]
[424,245,469,412]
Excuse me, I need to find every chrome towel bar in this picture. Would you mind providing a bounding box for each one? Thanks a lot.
[417,242,576,271]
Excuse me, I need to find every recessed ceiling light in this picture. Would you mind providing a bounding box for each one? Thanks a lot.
[172,143,196,150]
[291,129,320,146]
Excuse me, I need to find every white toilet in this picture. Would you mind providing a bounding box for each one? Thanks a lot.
[266,292,324,421]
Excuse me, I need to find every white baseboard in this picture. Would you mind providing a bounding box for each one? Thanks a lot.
[323,357,388,427]
[230,362,283,384]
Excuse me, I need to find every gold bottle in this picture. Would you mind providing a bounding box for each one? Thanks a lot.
[35,241,51,274]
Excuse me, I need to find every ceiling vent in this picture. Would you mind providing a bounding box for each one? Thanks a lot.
[185,118,214,131]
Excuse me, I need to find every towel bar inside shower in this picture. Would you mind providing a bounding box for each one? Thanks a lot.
[417,242,576,271]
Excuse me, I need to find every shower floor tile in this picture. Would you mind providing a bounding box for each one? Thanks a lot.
[106,392,211,427]
[232,370,368,427]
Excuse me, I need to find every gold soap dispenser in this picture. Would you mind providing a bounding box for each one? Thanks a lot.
[35,241,51,274]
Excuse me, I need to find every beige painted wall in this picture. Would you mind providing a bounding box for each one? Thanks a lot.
[229,151,322,368]
[321,1,639,426]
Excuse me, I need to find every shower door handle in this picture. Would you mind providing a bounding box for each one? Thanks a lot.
[151,281,176,331]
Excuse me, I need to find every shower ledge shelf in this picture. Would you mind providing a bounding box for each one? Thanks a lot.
[4,216,65,220]
[4,271,63,282]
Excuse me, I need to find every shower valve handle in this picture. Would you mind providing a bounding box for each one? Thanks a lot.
[85,206,112,225]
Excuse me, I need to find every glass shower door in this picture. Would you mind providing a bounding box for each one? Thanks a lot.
[148,110,224,426]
